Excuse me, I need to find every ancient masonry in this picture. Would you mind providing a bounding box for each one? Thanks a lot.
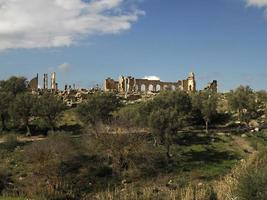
[28,72,58,91]
[204,80,218,93]
[104,72,197,93]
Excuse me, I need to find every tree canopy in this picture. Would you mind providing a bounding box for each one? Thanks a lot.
[0,76,27,97]
[77,92,121,128]
[9,93,37,135]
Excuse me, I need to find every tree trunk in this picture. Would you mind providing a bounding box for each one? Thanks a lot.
[49,119,55,133]
[166,142,171,159]
[153,136,158,147]
[25,120,31,136]
[205,120,209,134]
[1,115,6,132]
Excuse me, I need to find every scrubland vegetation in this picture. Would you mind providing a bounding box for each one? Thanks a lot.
[0,76,267,199]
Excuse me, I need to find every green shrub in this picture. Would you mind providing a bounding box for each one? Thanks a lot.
[3,134,19,151]
[237,149,267,200]
[0,168,11,194]
[237,166,267,200]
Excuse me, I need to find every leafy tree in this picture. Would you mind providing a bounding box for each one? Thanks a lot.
[0,76,27,97]
[256,90,267,104]
[227,86,258,122]
[0,92,12,131]
[77,92,121,133]
[148,91,192,159]
[192,91,218,133]
[9,93,37,135]
[36,93,66,131]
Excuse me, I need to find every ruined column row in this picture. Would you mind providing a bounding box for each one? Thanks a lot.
[43,72,58,91]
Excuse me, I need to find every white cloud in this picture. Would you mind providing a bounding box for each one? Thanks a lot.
[0,0,144,51]
[246,0,267,7]
[143,76,160,81]
[57,62,71,73]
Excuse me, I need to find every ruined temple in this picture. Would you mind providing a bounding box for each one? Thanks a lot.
[28,74,39,91]
[104,72,197,93]
[204,80,218,93]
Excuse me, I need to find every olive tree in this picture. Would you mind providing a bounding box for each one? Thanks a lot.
[0,92,12,131]
[192,91,218,133]
[0,76,27,97]
[9,93,37,135]
[77,92,121,134]
[148,91,192,159]
[36,93,66,132]
[227,86,258,123]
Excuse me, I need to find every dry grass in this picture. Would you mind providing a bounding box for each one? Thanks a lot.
[87,150,262,200]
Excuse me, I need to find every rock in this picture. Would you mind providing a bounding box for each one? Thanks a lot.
[241,134,247,138]
[249,120,259,128]
[198,182,204,187]
[217,132,225,136]
[244,148,253,154]
[166,180,178,190]
[255,127,260,132]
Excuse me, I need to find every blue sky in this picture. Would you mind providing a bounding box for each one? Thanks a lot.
[0,0,267,91]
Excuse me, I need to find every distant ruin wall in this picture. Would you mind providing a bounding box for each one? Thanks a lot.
[104,72,197,93]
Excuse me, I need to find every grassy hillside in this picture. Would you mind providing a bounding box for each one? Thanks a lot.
[0,129,266,200]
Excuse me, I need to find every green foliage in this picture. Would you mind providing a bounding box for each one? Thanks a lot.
[227,86,258,122]
[256,90,267,104]
[0,76,27,97]
[2,134,19,151]
[238,167,267,200]
[148,91,192,158]
[0,92,13,131]
[77,92,121,126]
[0,168,11,194]
[113,103,144,128]
[35,93,66,131]
[191,91,218,132]
[237,150,267,200]
[9,93,37,135]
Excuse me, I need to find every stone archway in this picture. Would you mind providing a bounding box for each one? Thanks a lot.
[156,84,161,91]
[148,84,154,91]
[135,85,139,92]
[189,85,192,91]
[141,84,146,92]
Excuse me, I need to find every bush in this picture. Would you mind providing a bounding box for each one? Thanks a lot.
[3,134,19,151]
[237,149,267,200]
[0,168,11,194]
[21,135,79,199]
[237,166,267,200]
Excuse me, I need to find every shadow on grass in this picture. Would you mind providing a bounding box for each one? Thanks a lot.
[182,147,238,164]
[172,132,225,146]
[58,124,82,134]
[178,146,240,180]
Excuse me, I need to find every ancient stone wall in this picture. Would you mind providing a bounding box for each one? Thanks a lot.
[104,72,197,94]
[204,80,218,93]
[104,78,118,92]
[28,74,38,91]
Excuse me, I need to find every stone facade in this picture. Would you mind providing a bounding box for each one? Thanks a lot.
[104,72,197,93]
[204,80,218,93]
[28,74,39,91]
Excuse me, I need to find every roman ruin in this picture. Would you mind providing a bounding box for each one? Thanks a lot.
[204,80,218,93]
[28,71,218,106]
[104,72,197,93]
[28,74,38,91]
